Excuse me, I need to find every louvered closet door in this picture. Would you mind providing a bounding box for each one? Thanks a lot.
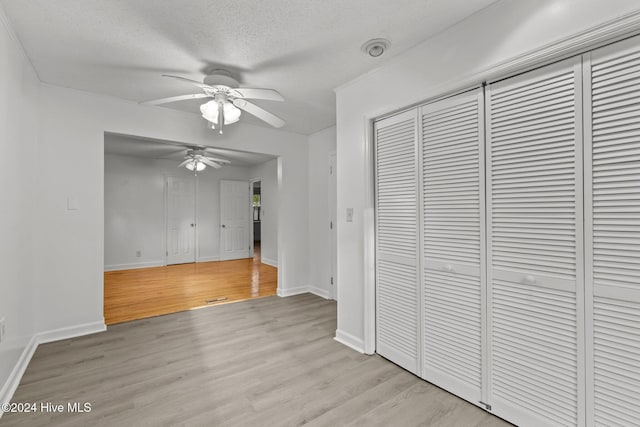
[420,88,486,404]
[486,57,585,427]
[584,36,640,427]
[374,110,420,374]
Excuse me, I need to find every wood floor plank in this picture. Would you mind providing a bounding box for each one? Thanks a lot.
[1,294,511,427]
[104,244,277,325]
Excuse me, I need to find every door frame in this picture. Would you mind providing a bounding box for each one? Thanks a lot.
[249,177,262,258]
[328,152,337,300]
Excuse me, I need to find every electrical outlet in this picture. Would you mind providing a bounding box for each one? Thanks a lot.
[136,250,142,258]
[0,317,5,344]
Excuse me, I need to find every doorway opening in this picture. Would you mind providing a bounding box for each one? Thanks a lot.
[103,133,279,325]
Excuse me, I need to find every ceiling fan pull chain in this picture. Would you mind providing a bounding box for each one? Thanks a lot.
[217,101,224,134]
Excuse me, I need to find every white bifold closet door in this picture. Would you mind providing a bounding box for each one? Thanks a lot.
[374,109,421,374]
[420,88,486,404]
[584,36,640,427]
[486,57,585,427]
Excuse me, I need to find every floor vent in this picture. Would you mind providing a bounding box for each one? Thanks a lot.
[206,297,228,304]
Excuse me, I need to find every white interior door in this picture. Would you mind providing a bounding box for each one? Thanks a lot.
[329,152,337,300]
[420,88,486,405]
[166,176,196,265]
[374,109,421,375]
[220,179,250,261]
[486,57,584,427]
[584,36,640,427]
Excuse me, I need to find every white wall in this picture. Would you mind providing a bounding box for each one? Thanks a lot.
[248,159,278,267]
[0,10,39,401]
[104,154,252,269]
[334,0,640,350]
[308,126,337,299]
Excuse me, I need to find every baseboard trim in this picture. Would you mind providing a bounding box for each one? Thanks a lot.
[196,256,219,263]
[0,336,38,408]
[261,257,278,268]
[0,320,106,414]
[37,321,106,345]
[308,286,332,300]
[334,329,365,354]
[277,286,310,297]
[104,261,165,271]
[277,286,333,300]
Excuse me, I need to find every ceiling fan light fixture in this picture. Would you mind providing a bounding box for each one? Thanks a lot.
[361,38,390,57]
[143,73,285,130]
[200,100,242,125]
[185,159,206,172]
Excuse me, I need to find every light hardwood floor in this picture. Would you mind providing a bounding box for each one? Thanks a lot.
[1,294,511,427]
[104,244,277,325]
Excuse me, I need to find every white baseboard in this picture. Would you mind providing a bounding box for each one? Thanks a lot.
[309,285,332,300]
[37,321,106,345]
[104,260,164,272]
[196,256,219,263]
[261,257,278,268]
[277,286,333,300]
[335,329,365,354]
[277,286,310,297]
[0,336,38,407]
[0,320,106,415]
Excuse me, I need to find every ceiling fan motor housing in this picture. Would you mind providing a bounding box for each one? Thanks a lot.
[203,70,239,88]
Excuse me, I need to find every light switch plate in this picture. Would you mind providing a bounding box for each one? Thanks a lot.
[346,208,354,222]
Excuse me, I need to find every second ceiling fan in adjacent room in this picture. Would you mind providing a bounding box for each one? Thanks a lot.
[178,147,230,172]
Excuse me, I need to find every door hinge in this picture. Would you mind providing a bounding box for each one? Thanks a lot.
[479,401,492,411]
[166,251,168,256]
[330,277,334,285]
[330,221,333,229]
[329,165,333,174]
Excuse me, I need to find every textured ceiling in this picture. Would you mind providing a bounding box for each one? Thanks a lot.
[1,0,497,135]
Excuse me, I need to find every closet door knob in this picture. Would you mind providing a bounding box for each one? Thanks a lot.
[524,275,537,285]
[444,264,454,273]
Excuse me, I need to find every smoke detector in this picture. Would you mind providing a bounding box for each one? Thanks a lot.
[361,38,390,57]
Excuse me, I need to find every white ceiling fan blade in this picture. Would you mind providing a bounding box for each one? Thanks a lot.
[178,159,192,168]
[162,74,213,89]
[200,158,222,168]
[204,156,231,164]
[230,88,284,102]
[141,93,209,105]
[233,99,285,128]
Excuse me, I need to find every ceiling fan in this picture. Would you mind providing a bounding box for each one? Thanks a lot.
[179,147,231,173]
[142,70,285,134]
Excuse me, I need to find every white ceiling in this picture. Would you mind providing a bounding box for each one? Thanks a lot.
[104,133,276,166]
[1,0,497,135]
